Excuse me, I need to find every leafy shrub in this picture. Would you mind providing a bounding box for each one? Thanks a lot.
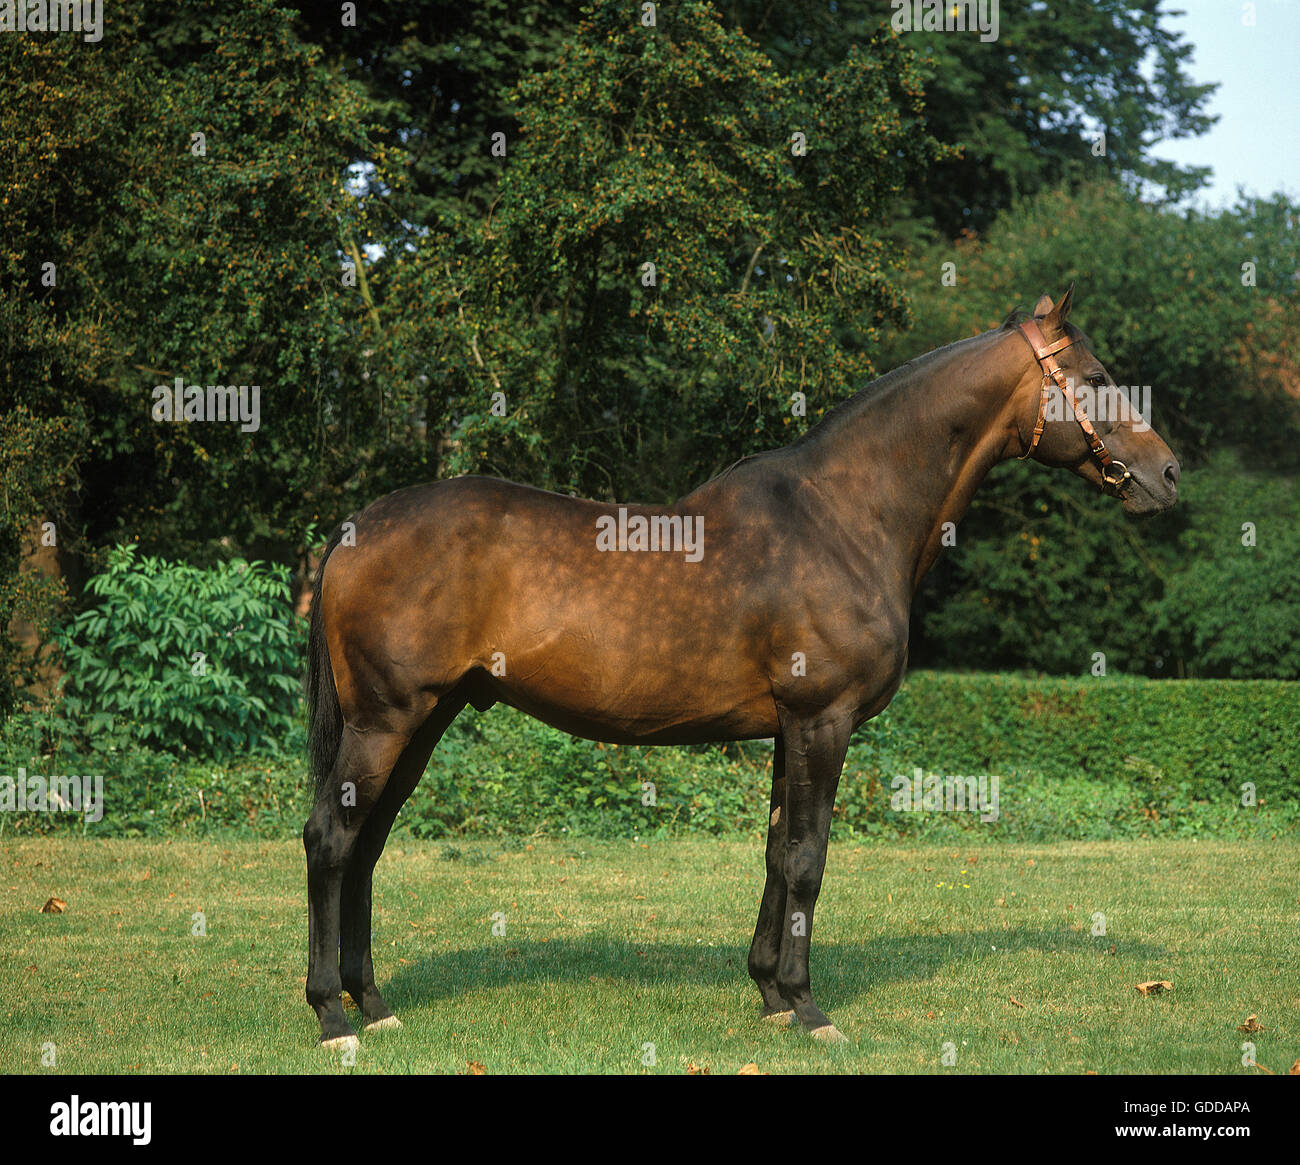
[398,707,770,840]
[3,670,1294,842]
[1153,453,1300,678]
[0,696,309,838]
[55,545,306,759]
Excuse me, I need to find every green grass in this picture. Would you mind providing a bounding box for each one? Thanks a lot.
[1,837,1296,1074]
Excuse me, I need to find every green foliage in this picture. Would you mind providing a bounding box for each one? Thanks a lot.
[4,672,1294,841]
[887,182,1300,675]
[1,0,1295,723]
[1154,453,1300,678]
[372,0,945,502]
[854,670,1298,796]
[0,408,82,714]
[884,182,1300,467]
[298,1,1216,242]
[397,671,1300,841]
[880,0,1216,234]
[401,706,767,840]
[0,0,383,566]
[0,703,306,838]
[54,545,306,758]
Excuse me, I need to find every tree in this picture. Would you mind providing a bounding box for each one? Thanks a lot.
[0,1,380,709]
[368,0,945,502]
[882,181,1300,674]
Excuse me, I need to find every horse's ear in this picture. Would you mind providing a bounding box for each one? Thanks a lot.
[1055,282,1075,321]
[1035,283,1075,333]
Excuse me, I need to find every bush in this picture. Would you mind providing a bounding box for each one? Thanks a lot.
[0,696,309,838]
[3,671,1294,842]
[389,671,1298,842]
[55,545,306,759]
[398,707,770,841]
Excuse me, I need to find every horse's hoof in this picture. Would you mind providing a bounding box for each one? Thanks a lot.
[808,1024,848,1044]
[364,1015,402,1032]
[761,1009,795,1026]
[320,1033,360,1053]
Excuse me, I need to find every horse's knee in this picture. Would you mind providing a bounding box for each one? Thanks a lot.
[783,839,826,901]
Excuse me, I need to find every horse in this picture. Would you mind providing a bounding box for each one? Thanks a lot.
[303,286,1179,1049]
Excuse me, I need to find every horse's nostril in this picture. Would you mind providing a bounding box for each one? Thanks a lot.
[1163,461,1180,489]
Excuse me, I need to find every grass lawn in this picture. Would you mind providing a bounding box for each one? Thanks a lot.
[1,836,1295,1074]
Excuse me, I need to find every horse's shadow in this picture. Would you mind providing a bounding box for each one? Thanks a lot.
[379,926,1168,1011]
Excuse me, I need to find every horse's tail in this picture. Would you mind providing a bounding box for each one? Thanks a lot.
[307,525,347,799]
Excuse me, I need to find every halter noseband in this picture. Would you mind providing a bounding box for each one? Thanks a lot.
[1016,318,1132,495]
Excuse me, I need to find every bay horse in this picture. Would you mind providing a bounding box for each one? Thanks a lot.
[304,287,1179,1048]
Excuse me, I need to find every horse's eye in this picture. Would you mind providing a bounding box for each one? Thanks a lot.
[1087,374,1107,387]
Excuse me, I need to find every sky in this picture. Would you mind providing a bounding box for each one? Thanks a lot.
[1151,0,1300,209]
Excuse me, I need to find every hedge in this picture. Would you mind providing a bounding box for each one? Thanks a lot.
[1,672,1295,841]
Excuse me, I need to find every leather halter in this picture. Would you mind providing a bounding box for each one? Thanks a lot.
[1016,318,1132,495]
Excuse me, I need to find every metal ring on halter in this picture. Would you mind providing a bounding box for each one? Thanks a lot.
[1100,459,1132,492]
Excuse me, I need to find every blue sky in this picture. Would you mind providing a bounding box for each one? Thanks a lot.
[1152,0,1300,209]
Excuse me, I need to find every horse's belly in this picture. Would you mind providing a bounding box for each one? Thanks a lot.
[489,664,779,746]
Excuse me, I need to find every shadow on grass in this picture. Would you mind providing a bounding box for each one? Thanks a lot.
[381,927,1168,1012]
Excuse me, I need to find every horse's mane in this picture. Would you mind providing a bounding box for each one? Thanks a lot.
[708,307,1048,487]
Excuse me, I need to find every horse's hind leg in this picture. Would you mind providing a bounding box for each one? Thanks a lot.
[748,738,796,1022]
[773,710,852,1041]
[304,723,418,1049]
[339,691,468,1030]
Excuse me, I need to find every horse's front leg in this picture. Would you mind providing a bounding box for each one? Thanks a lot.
[773,710,852,1041]
[747,738,796,1022]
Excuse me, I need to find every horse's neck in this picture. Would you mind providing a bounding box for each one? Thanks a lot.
[793,330,1022,592]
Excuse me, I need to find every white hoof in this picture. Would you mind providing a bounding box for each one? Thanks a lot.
[761,1009,795,1025]
[364,1015,403,1032]
[321,1034,359,1053]
[809,1024,848,1044]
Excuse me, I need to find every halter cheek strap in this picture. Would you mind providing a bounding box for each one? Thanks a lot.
[1016,319,1132,495]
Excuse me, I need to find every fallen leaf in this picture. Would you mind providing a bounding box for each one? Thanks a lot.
[466,1061,486,1075]
[1009,996,1025,1009]
[686,1061,710,1075]
[737,1062,762,1075]
[1289,1059,1300,1076]
[1237,1014,1263,1034]
[1135,980,1173,996]
[40,897,66,914]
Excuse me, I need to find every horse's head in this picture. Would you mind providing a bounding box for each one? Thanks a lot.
[1013,286,1179,516]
